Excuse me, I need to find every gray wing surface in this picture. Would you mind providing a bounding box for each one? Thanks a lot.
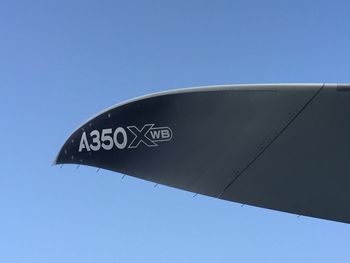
[55,83,350,223]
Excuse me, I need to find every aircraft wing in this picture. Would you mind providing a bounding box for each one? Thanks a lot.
[55,83,350,224]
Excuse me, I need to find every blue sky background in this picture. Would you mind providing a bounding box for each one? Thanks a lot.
[1,0,350,262]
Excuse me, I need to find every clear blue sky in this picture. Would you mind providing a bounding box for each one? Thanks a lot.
[1,0,350,262]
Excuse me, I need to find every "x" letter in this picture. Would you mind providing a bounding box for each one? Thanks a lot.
[127,124,157,148]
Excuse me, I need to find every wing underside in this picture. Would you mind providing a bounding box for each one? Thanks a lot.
[55,83,350,224]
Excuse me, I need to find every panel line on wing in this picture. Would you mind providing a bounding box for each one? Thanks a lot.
[217,84,325,198]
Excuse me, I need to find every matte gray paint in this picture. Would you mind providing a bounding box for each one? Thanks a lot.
[55,83,350,223]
